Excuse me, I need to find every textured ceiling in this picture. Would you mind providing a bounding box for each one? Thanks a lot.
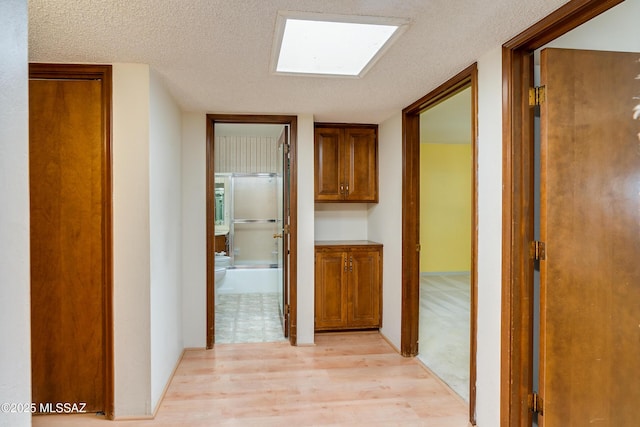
[28,0,569,123]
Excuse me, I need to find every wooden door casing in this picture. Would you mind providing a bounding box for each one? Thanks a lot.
[29,64,113,415]
[539,48,640,426]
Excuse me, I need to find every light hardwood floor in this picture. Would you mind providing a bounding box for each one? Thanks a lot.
[33,332,468,426]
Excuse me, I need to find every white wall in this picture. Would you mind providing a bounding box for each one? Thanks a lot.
[369,113,403,349]
[112,63,152,417]
[296,114,316,345]
[0,1,31,427]
[315,204,368,240]
[149,70,184,411]
[181,113,207,348]
[475,47,504,427]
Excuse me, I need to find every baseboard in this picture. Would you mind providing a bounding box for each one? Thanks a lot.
[379,331,401,354]
[150,348,187,418]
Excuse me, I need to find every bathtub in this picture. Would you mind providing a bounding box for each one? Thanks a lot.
[218,267,281,294]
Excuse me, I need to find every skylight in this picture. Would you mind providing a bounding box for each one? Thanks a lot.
[272,12,409,78]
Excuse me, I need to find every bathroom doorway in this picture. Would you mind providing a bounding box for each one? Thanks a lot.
[206,114,298,348]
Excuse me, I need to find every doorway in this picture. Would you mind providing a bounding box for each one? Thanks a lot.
[401,64,478,424]
[502,0,639,425]
[206,114,298,348]
[417,86,473,402]
[29,63,114,417]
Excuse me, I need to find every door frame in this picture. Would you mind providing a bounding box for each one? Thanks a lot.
[205,114,298,348]
[29,63,114,418]
[401,63,478,424]
[500,1,623,425]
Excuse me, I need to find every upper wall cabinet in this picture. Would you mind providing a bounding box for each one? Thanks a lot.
[314,123,378,203]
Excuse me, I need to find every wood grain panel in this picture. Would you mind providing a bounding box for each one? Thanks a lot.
[314,127,342,201]
[314,250,347,329]
[345,127,378,202]
[348,250,381,327]
[539,47,640,426]
[30,77,106,412]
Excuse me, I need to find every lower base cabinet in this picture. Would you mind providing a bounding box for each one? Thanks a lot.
[314,241,382,331]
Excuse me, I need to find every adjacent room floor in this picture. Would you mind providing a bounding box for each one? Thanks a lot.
[32,332,468,426]
[417,273,471,401]
[215,292,286,344]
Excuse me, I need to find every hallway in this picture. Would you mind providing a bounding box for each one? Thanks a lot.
[33,332,468,426]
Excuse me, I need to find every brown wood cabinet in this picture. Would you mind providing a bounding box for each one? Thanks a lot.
[314,241,382,331]
[314,124,378,202]
[214,233,228,254]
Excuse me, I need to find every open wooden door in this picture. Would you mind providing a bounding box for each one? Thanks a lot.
[277,127,290,337]
[538,48,640,426]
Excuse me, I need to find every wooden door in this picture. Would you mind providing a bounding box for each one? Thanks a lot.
[29,65,112,414]
[314,127,343,201]
[348,248,381,328]
[539,48,640,426]
[314,249,347,330]
[344,127,378,202]
[277,128,290,336]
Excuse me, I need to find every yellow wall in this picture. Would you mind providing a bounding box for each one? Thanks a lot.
[419,143,471,272]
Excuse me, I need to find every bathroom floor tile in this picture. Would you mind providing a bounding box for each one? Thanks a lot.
[215,292,287,344]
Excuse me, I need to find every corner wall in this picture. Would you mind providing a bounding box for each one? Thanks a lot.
[0,1,31,426]
[369,113,403,349]
[112,63,152,417]
[475,46,504,426]
[149,70,184,410]
[181,113,207,348]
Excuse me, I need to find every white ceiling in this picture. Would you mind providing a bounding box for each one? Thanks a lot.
[28,0,569,124]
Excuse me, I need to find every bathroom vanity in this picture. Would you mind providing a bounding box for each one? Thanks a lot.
[314,241,382,331]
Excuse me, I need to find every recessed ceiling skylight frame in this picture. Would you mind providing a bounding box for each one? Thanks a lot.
[271,11,410,78]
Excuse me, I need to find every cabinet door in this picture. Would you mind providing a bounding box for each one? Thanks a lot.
[314,127,343,201]
[348,249,381,328]
[315,250,348,330]
[344,127,378,202]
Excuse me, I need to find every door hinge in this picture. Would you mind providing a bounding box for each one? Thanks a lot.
[283,143,290,154]
[416,244,421,252]
[529,86,546,106]
[285,304,290,315]
[283,224,290,234]
[529,393,543,415]
[530,240,546,261]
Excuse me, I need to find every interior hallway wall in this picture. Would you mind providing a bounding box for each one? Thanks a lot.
[112,63,152,417]
[181,112,207,348]
[149,70,184,411]
[476,46,504,426]
[369,113,403,349]
[0,1,31,426]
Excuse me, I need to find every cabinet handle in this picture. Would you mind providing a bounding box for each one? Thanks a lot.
[349,256,353,272]
[345,184,349,196]
[340,184,345,195]
[344,256,348,272]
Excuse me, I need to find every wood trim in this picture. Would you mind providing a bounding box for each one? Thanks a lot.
[500,1,623,426]
[401,63,478,425]
[205,114,298,347]
[29,63,114,419]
